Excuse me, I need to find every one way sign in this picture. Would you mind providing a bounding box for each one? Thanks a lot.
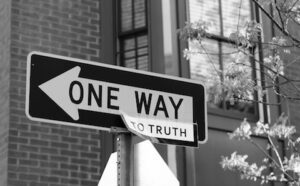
[26,52,207,146]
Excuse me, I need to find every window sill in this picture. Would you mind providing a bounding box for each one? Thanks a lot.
[207,106,259,123]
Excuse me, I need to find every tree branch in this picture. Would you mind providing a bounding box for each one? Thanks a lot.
[248,138,295,182]
[267,136,284,169]
[274,0,286,31]
[251,0,300,45]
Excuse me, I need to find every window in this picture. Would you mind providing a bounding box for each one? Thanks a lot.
[187,0,258,119]
[117,0,149,71]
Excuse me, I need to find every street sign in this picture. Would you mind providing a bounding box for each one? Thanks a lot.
[121,112,198,146]
[26,51,207,145]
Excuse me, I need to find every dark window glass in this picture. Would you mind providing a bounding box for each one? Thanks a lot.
[119,0,149,71]
[121,35,148,70]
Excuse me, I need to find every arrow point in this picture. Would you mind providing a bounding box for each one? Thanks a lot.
[70,112,79,121]
[39,66,81,120]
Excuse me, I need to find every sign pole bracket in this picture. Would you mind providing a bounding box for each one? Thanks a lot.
[110,127,130,134]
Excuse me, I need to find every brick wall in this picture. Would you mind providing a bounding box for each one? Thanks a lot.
[8,0,104,185]
[0,0,11,185]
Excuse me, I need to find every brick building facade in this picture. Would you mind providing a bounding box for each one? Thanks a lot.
[0,0,105,185]
[0,0,10,184]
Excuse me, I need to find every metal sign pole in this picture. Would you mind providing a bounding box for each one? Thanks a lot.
[112,127,133,186]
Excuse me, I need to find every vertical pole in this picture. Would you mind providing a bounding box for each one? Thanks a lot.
[117,132,133,186]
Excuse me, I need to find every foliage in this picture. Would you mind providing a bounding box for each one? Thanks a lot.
[179,0,300,185]
[180,0,300,103]
[221,114,300,185]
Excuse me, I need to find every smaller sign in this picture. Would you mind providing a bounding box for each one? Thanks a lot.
[134,140,180,186]
[121,112,198,147]
[98,152,117,186]
[98,141,180,186]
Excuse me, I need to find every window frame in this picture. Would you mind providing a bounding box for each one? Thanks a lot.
[116,0,150,71]
[184,0,260,122]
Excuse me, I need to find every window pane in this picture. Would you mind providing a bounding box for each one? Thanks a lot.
[123,37,136,68]
[121,0,133,32]
[121,0,147,32]
[137,56,148,70]
[137,35,147,47]
[189,39,221,108]
[188,0,251,37]
[124,58,136,68]
[221,43,255,114]
[188,0,221,35]
[137,35,148,70]
[138,47,147,55]
[134,0,146,29]
[222,0,251,37]
[121,34,149,71]
[124,50,136,58]
[189,40,220,82]
[119,0,148,71]
[124,38,135,50]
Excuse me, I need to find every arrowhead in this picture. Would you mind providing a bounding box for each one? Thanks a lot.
[39,66,81,120]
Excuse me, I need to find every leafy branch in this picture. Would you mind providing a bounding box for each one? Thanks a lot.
[221,115,300,184]
[179,0,300,185]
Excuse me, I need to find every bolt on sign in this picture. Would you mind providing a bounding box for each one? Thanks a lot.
[26,52,207,147]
